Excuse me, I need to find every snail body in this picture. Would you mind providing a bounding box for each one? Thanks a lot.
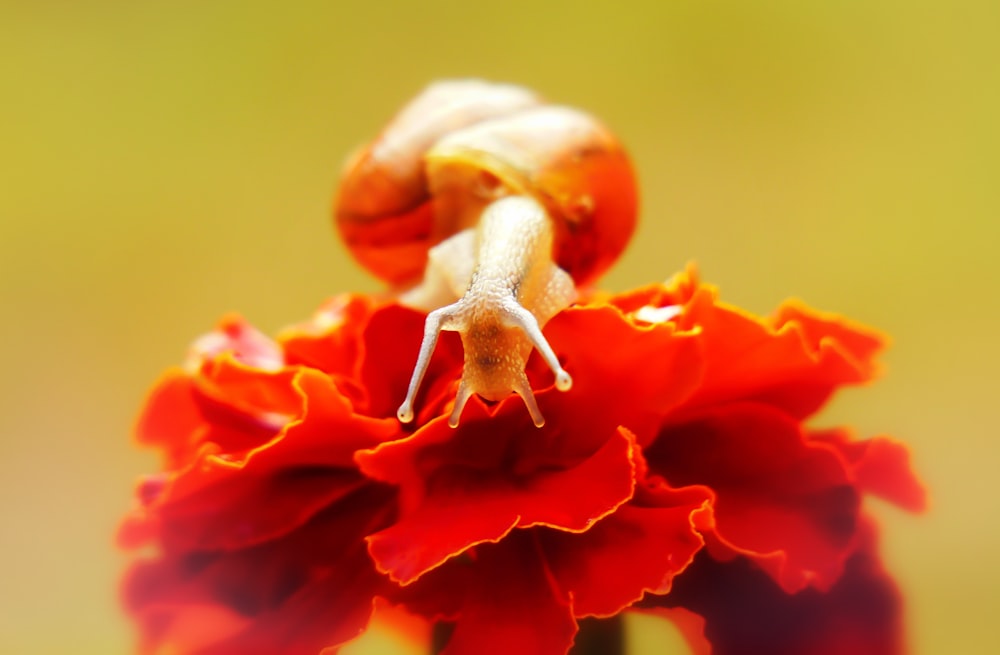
[334,80,638,427]
[397,195,575,428]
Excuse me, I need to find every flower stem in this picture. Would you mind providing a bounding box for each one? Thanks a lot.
[431,622,454,654]
[571,615,626,655]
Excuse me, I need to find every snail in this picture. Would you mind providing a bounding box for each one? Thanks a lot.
[334,79,638,428]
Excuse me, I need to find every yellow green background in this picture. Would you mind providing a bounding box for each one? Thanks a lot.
[2,1,996,653]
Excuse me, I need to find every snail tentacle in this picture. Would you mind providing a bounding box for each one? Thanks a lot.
[397,305,454,424]
[447,381,475,428]
[500,300,572,393]
[511,370,546,428]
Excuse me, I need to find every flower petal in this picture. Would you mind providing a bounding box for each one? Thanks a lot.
[811,429,927,513]
[540,482,710,617]
[648,525,904,655]
[134,358,300,471]
[439,533,577,655]
[123,486,395,655]
[647,402,860,592]
[123,367,399,553]
[771,301,885,375]
[679,289,886,418]
[536,305,705,446]
[279,294,375,378]
[187,314,284,372]
[134,370,206,468]
[360,425,637,584]
[606,263,701,316]
[359,304,464,422]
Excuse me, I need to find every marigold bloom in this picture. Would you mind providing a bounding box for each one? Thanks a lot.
[119,266,924,655]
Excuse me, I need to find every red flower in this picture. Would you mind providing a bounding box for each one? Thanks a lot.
[119,317,399,654]
[119,267,924,655]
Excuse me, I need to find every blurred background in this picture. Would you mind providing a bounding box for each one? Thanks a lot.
[1,0,996,653]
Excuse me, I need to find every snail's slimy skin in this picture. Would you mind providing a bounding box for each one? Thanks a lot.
[397,196,575,428]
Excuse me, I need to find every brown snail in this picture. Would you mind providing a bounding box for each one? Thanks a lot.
[333,79,639,427]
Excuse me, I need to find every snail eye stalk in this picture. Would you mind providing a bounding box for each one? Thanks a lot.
[396,306,453,425]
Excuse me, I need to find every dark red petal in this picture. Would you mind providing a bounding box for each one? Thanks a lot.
[440,533,577,655]
[361,426,637,585]
[123,486,394,655]
[647,403,860,592]
[132,471,370,553]
[388,554,470,623]
[647,526,904,655]
[811,429,927,513]
[540,483,710,617]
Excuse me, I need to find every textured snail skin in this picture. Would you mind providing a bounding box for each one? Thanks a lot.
[334,79,638,289]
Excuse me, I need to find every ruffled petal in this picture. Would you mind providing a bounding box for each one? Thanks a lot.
[134,370,207,468]
[646,402,861,592]
[610,267,888,420]
[123,368,399,552]
[133,357,300,471]
[540,482,710,617]
[811,428,928,513]
[438,533,577,655]
[279,294,375,378]
[538,305,705,446]
[123,486,395,655]
[359,304,464,422]
[771,301,885,375]
[187,314,284,372]
[360,425,637,584]
[682,290,885,418]
[605,263,701,316]
[118,468,367,553]
[648,525,904,655]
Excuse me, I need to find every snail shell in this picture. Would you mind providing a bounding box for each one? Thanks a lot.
[334,79,638,289]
